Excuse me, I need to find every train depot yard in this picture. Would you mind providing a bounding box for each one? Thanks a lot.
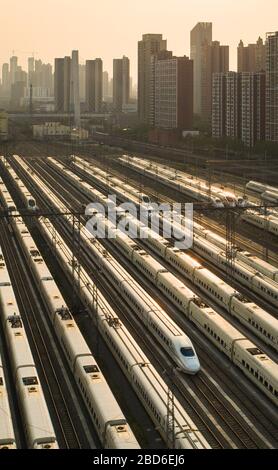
[0,141,278,452]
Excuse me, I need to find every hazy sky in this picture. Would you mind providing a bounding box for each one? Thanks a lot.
[1,0,277,80]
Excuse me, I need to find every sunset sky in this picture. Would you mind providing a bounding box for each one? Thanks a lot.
[1,0,277,80]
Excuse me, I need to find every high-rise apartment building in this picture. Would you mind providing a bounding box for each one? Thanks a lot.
[10,56,18,85]
[241,72,265,147]
[212,73,226,138]
[138,34,167,122]
[150,53,193,130]
[212,71,265,147]
[113,56,130,112]
[2,63,10,95]
[54,57,71,113]
[64,56,71,113]
[71,50,81,127]
[79,64,86,103]
[238,37,266,72]
[201,40,229,119]
[190,22,212,115]
[85,58,103,113]
[103,71,109,101]
[28,57,35,86]
[266,32,278,142]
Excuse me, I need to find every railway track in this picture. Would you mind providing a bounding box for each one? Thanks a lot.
[53,156,278,320]
[14,156,278,449]
[94,156,278,259]
[0,220,83,449]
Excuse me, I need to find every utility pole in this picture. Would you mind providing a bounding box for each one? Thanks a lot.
[166,368,175,449]
[226,209,236,281]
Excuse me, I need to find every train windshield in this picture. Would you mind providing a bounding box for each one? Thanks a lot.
[180,347,195,357]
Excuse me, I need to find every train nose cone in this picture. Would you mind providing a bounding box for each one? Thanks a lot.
[186,359,201,374]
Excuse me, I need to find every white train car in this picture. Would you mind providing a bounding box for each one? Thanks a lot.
[14,155,278,405]
[0,245,58,449]
[0,353,17,449]
[246,181,267,193]
[261,191,278,204]
[6,196,139,448]
[116,214,278,352]
[36,162,278,353]
[0,178,16,213]
[39,216,210,449]
[41,159,278,351]
[0,159,37,211]
[39,160,202,375]
[233,340,278,404]
[188,302,278,406]
[242,211,278,237]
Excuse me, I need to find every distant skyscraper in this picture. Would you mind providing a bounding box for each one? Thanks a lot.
[103,71,109,101]
[113,56,130,112]
[266,32,278,142]
[238,37,266,72]
[71,50,81,127]
[54,58,65,112]
[152,53,193,130]
[138,34,167,122]
[10,56,18,85]
[85,58,103,113]
[190,22,212,115]
[28,57,35,86]
[15,67,27,85]
[64,56,71,113]
[79,64,86,102]
[2,63,10,95]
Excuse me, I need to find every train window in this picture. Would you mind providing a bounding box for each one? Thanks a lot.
[180,347,195,357]
[0,378,3,386]
[23,377,38,386]
[84,365,99,374]
[269,385,273,393]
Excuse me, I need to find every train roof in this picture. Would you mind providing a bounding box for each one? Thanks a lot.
[238,339,278,381]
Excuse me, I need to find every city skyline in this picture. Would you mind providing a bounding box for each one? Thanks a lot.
[0,0,277,79]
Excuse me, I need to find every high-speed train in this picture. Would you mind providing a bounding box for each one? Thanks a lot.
[2,181,139,449]
[119,155,248,208]
[38,217,210,449]
[11,155,201,375]
[241,211,278,237]
[44,214,278,408]
[0,178,16,213]
[83,214,278,406]
[10,155,278,406]
[0,157,37,211]
[0,244,58,449]
[62,156,278,309]
[261,191,278,204]
[88,210,278,353]
[246,180,278,195]
[0,352,17,449]
[10,156,210,449]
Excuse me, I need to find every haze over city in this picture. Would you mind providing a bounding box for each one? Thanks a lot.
[1,0,277,77]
